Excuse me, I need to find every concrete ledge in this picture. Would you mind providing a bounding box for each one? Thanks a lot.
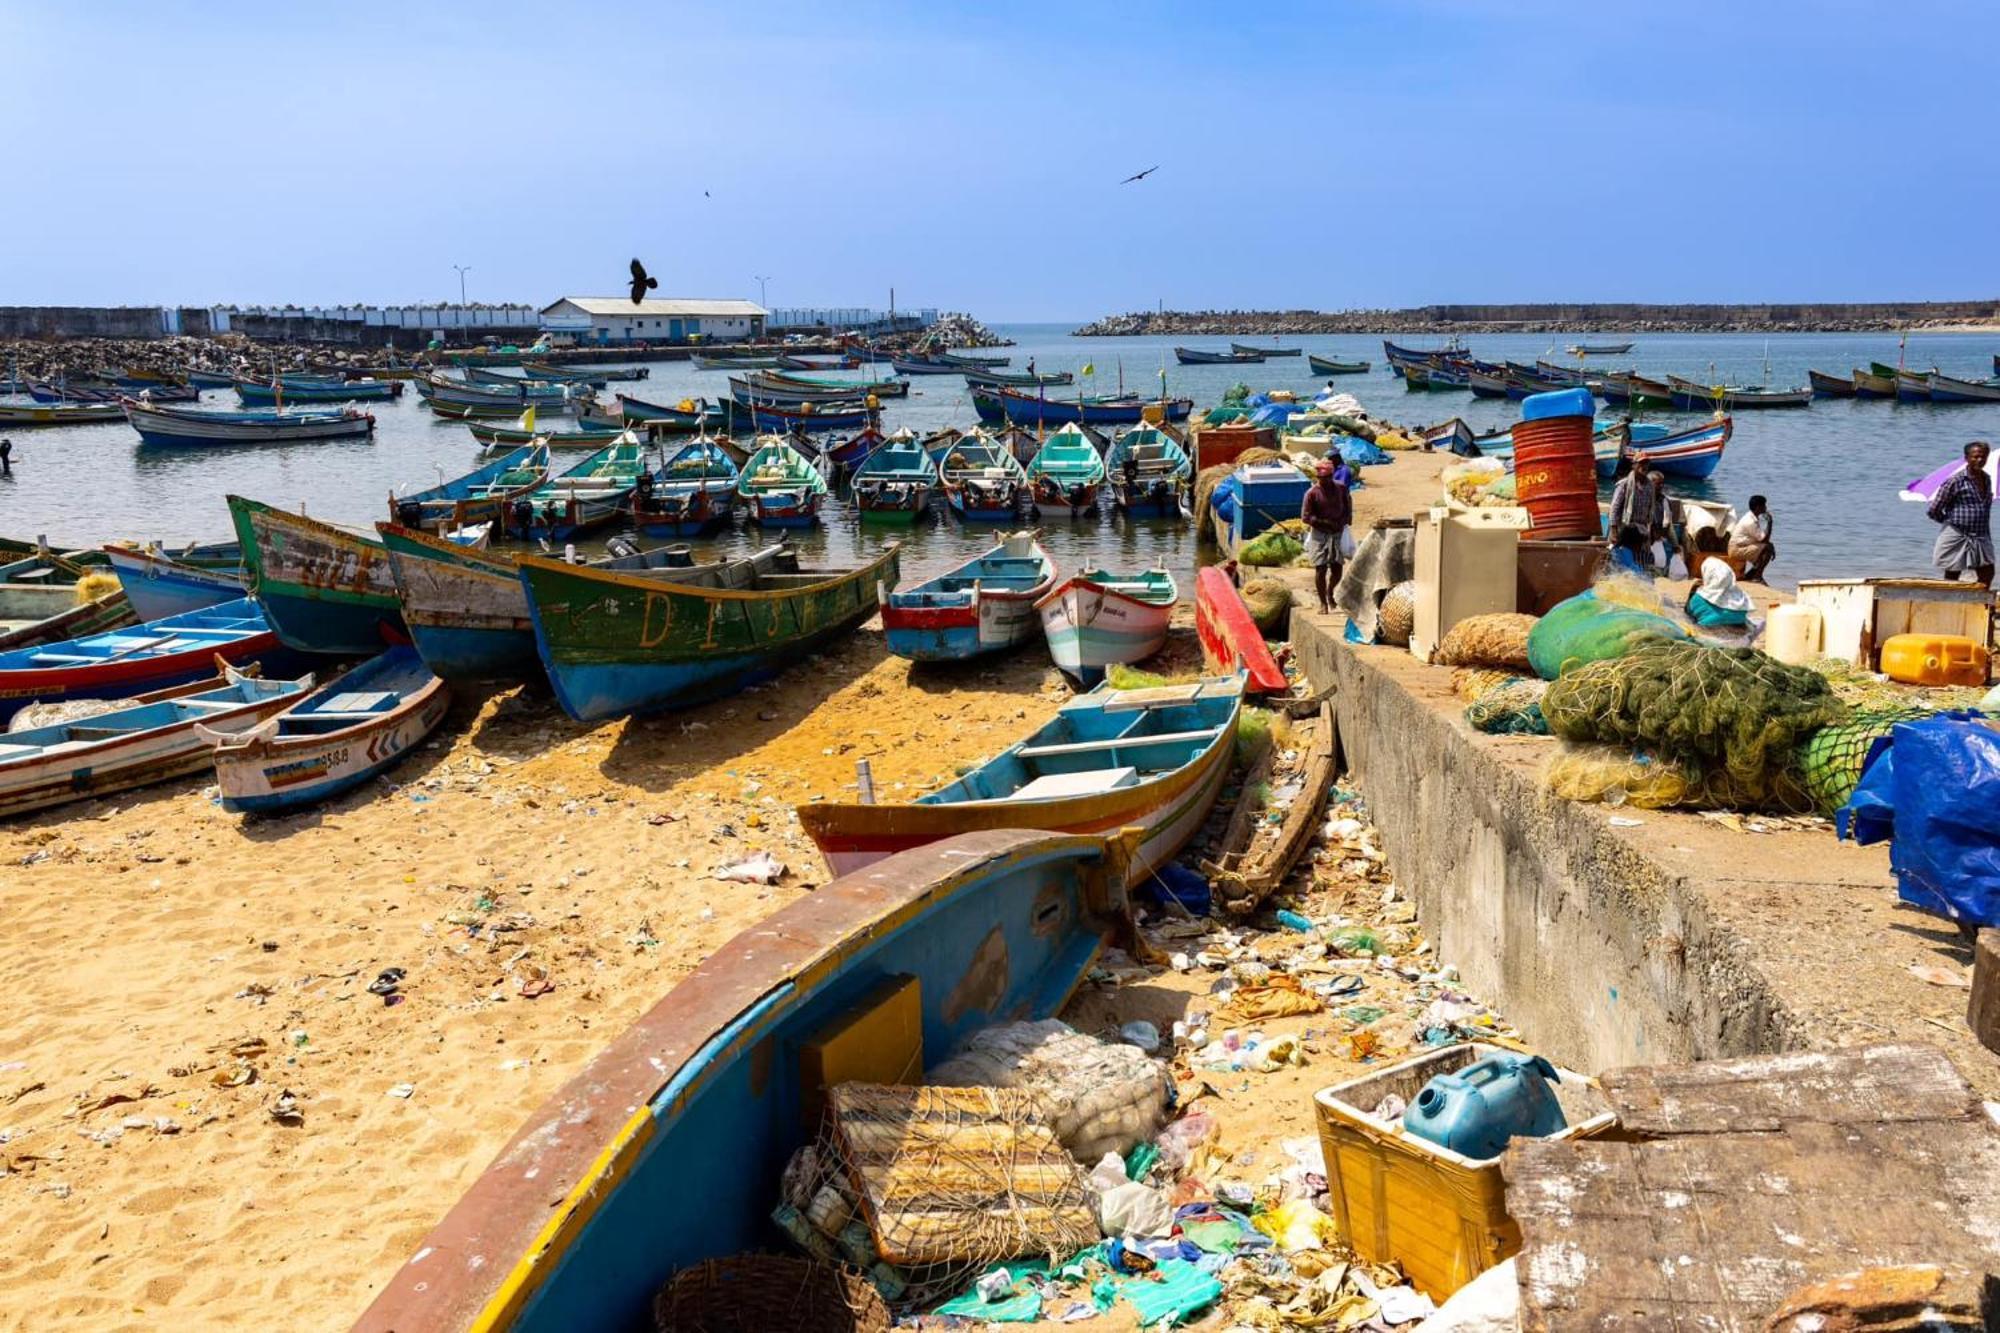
[1286,593,1998,1095]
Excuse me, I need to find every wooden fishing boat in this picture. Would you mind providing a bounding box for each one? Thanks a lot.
[227,496,405,655]
[1401,363,1437,390]
[1927,372,2000,403]
[0,667,312,819]
[971,385,1194,428]
[123,397,376,445]
[522,361,646,385]
[1381,338,1467,376]
[1036,564,1177,685]
[390,442,549,534]
[723,396,872,433]
[961,366,1075,388]
[468,419,621,450]
[1500,362,1563,397]
[937,430,1028,521]
[1105,424,1190,518]
[626,437,739,537]
[1175,346,1262,365]
[935,350,1009,368]
[881,531,1054,662]
[103,543,247,620]
[1597,415,1732,480]
[1026,424,1108,517]
[614,394,725,434]
[516,542,901,721]
[1852,367,1898,398]
[1195,566,1287,694]
[802,673,1239,878]
[29,380,200,405]
[358,828,1140,1332]
[1204,701,1335,915]
[0,401,124,425]
[1531,360,1596,386]
[751,369,909,400]
[774,353,855,371]
[508,438,650,542]
[1808,369,1857,398]
[202,646,448,813]
[417,373,566,410]
[688,353,780,371]
[1234,342,1300,358]
[888,354,969,375]
[735,437,828,527]
[1894,368,1933,402]
[1466,369,1512,399]
[183,369,237,389]
[1592,372,1675,408]
[425,397,529,421]
[0,549,136,649]
[1307,354,1370,375]
[1665,375,1812,410]
[1567,342,1634,355]
[849,434,935,523]
[233,376,398,405]
[0,597,279,724]
[822,422,886,473]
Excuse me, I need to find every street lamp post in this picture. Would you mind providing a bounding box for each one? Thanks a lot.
[754,275,771,308]
[453,265,472,305]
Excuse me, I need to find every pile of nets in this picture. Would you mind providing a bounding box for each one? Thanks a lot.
[1239,529,1303,567]
[1526,587,1687,680]
[1542,639,1850,810]
[74,571,121,604]
[1440,458,1512,508]
[1795,705,1938,816]
[1436,612,1538,673]
[1452,667,1514,702]
[1543,744,1696,808]
[1465,676,1550,735]
[1239,577,1292,634]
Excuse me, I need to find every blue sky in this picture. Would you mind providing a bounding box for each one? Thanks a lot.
[3,0,1995,320]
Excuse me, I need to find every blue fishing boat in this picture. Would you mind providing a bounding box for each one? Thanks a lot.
[889,353,973,375]
[121,398,378,445]
[1025,423,1108,517]
[881,532,1055,662]
[228,496,404,656]
[1598,416,1733,480]
[0,597,281,725]
[102,542,247,620]
[736,437,828,526]
[723,396,873,433]
[823,423,886,473]
[233,376,399,405]
[848,433,935,524]
[508,438,650,542]
[616,394,726,434]
[30,380,200,405]
[1105,424,1191,518]
[962,366,1075,388]
[388,443,549,534]
[937,429,1028,521]
[626,437,739,537]
[970,385,1194,427]
[184,369,237,389]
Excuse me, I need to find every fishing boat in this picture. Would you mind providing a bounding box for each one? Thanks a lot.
[1531,360,1598,386]
[1591,372,1675,409]
[961,366,1075,388]
[848,433,935,523]
[417,374,566,410]
[468,419,621,451]
[29,380,200,405]
[1808,369,1857,398]
[625,437,739,537]
[359,827,1140,1333]
[724,397,873,433]
[1598,415,1733,480]
[0,667,313,819]
[1894,368,1934,403]
[688,353,781,371]
[1025,424,1108,517]
[1927,372,2000,403]
[887,354,967,375]
[1195,567,1287,694]
[1665,375,1812,411]
[1852,367,1898,398]
[227,496,405,655]
[233,376,398,405]
[1036,564,1177,685]
[1105,424,1191,519]
[122,397,376,446]
[735,437,828,526]
[937,430,1028,521]
[202,646,448,814]
[1465,368,1512,399]
[1567,342,1634,355]
[516,542,901,721]
[184,369,237,389]
[822,422,886,473]
[613,394,725,434]
[508,438,650,542]
[1174,347,1262,365]
[1233,342,1300,358]
[971,385,1194,428]
[1307,354,1370,376]
[1381,338,1467,375]
[880,531,1054,663]
[389,442,549,534]
[801,673,1239,877]
[751,369,909,399]
[425,397,530,421]
[103,542,247,619]
[1401,363,1437,391]
[774,354,854,371]
[0,597,280,725]
[935,350,1009,368]
[0,548,136,649]
[0,401,125,426]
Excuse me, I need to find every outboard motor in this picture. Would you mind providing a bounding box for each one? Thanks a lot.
[394,499,423,528]
[1068,482,1088,509]
[604,533,640,560]
[510,498,534,534]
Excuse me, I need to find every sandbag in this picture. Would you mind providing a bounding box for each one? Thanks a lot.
[1436,613,1538,672]
[1526,590,1687,680]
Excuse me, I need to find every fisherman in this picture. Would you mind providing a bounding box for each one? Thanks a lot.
[1926,440,1995,588]
[0,438,12,474]
[1727,494,1775,581]
[1301,459,1352,616]
[1607,465,1668,571]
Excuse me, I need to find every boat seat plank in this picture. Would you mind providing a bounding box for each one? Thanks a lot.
[296,706,404,721]
[1016,727,1220,759]
[1093,684,1205,711]
[1007,767,1140,800]
[318,691,395,713]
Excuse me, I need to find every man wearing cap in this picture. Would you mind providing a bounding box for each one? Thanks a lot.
[1301,459,1352,615]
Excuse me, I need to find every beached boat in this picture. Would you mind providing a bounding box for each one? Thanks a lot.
[881,531,1055,663]
[389,442,549,534]
[1175,347,1262,365]
[227,496,405,655]
[357,827,1141,1333]
[1105,424,1190,519]
[801,673,1240,877]
[849,434,935,524]
[1036,564,1177,685]
[1852,367,1898,398]
[1234,342,1300,358]
[626,437,739,537]
[961,366,1075,388]
[1567,342,1634,355]
[1928,372,2000,403]
[0,667,313,819]
[1025,424,1108,517]
[0,549,136,649]
[1808,369,1857,398]
[1599,415,1733,480]
[103,542,247,620]
[508,438,649,542]
[1306,354,1370,376]
[937,430,1028,521]
[122,397,376,446]
[516,542,901,721]
[735,437,828,526]
[0,401,125,426]
[614,394,726,434]
[202,646,448,814]
[0,597,280,725]
[1665,375,1812,411]
[971,385,1194,428]
[233,376,398,405]
[1195,567,1287,694]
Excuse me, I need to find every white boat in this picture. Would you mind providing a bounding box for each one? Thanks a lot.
[1035,564,1177,686]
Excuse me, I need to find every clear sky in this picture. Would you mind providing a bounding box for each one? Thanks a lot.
[4,0,1994,320]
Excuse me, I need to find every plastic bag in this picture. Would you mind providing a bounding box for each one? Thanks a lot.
[1840,712,2000,927]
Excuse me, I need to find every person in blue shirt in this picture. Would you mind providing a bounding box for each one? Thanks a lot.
[1322,445,1356,490]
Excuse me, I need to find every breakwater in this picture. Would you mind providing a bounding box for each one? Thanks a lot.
[1076,300,2000,337]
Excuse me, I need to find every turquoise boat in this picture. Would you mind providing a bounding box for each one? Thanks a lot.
[937,429,1028,521]
[510,438,649,542]
[736,437,828,527]
[228,496,404,655]
[233,376,398,404]
[848,433,935,524]
[389,442,549,534]
[627,437,739,538]
[1104,424,1191,519]
[1025,423,1108,517]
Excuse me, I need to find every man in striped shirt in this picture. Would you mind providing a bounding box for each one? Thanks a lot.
[1927,440,1994,589]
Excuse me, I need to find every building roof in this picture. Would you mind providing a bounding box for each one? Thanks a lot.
[542,297,767,318]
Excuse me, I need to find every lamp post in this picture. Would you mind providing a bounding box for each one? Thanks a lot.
[754,275,771,308]
[453,265,471,305]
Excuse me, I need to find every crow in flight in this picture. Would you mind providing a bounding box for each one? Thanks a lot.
[629,258,658,305]
[1119,166,1159,184]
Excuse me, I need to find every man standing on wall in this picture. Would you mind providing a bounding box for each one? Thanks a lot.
[1301,459,1352,616]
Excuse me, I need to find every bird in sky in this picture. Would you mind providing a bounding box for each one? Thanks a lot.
[704,190,711,198]
[629,258,658,305]
[1119,166,1159,184]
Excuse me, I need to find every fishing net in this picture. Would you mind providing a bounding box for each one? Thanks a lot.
[1375,581,1416,646]
[1543,744,1695,808]
[653,1255,891,1333]
[1526,589,1688,680]
[1807,657,1990,712]
[1436,612,1538,671]
[1239,577,1292,634]
[1452,667,1515,702]
[1541,639,1849,811]
[73,571,121,605]
[1466,677,1550,735]
[1795,706,1946,816]
[1239,531,1303,567]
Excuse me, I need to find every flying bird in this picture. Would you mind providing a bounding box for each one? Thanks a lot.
[1119,166,1159,184]
[704,190,711,198]
[628,258,658,305]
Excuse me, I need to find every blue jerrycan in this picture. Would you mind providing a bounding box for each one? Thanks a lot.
[1403,1052,1568,1159]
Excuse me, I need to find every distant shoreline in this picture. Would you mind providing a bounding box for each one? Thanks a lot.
[1073,304,2000,338]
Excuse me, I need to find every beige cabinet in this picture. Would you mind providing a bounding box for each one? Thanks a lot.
[1411,506,1529,662]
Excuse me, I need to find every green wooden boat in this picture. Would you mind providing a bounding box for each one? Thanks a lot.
[227,495,404,655]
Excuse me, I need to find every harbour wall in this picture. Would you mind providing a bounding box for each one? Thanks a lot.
[1078,299,2000,335]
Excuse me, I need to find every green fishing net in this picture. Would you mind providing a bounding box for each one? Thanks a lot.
[1526,589,1688,681]
[1465,677,1550,735]
[1794,706,1955,816]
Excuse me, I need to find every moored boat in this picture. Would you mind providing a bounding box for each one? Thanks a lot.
[1466,368,1512,399]
[1306,354,1370,375]
[971,385,1194,427]
[722,396,873,433]
[0,597,279,724]
[1105,424,1191,518]
[937,429,1028,520]
[1665,374,1812,410]
[1852,367,1898,398]
[184,369,237,389]
[29,380,199,405]
[1175,346,1263,365]
[1927,372,2000,403]
[1567,341,1634,355]
[1808,369,1857,398]
[0,401,126,426]
[688,353,781,371]
[389,442,549,534]
[1195,566,1288,694]
[103,542,248,619]
[227,496,406,655]
[735,436,827,527]
[1233,342,1300,358]
[848,433,935,524]
[507,438,650,542]
[615,393,726,434]
[1598,415,1733,480]
[1025,423,1108,517]
[961,366,1075,388]
[234,376,398,405]
[123,397,376,446]
[626,437,739,537]
[516,541,901,721]
[468,418,621,451]
[202,646,449,814]
[880,531,1055,663]
[1036,564,1177,685]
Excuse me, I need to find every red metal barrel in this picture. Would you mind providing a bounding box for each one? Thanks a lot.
[1511,416,1597,539]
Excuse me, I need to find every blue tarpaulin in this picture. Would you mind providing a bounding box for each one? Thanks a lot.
[1840,712,2000,927]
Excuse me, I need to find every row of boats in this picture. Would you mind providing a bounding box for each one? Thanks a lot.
[1383,340,1817,410]
[1807,359,2000,403]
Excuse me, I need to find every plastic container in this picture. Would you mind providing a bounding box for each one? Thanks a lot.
[1764,603,1823,665]
[1880,633,1991,687]
[1519,387,1595,422]
[1511,416,1597,540]
[1312,1043,1614,1300]
[1402,1052,1567,1159]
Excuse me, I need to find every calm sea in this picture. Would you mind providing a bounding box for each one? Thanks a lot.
[3,323,1997,589]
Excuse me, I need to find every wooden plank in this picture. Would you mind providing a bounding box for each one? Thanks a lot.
[1598,1042,1976,1136]
[1970,928,2000,1056]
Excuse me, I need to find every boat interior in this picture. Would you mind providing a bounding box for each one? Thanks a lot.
[893,554,1048,608]
[4,603,266,668]
[0,678,299,758]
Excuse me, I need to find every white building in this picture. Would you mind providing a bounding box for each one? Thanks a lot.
[539,297,767,345]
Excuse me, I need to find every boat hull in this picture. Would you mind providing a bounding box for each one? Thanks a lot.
[0,599,280,725]
[228,496,407,655]
[379,526,540,681]
[1195,567,1288,693]
[1037,578,1173,686]
[1307,355,1370,375]
[235,380,397,404]
[104,547,247,620]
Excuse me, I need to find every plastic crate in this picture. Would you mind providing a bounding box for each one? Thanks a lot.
[1312,1042,1614,1300]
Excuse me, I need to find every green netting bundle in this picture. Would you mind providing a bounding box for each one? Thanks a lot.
[1794,706,1938,816]
[1526,589,1689,681]
[1203,406,1250,425]
[1222,382,1251,405]
[1239,530,1303,567]
[1239,577,1292,634]
[1542,639,1850,810]
[1466,677,1550,735]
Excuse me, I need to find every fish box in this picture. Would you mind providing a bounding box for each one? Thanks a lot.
[1313,1042,1614,1300]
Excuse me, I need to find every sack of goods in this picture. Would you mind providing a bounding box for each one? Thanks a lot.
[926,1019,1171,1164]
[1436,612,1539,672]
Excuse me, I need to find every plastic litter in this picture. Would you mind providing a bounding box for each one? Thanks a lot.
[713,850,786,884]
[1274,909,1314,932]
[1119,1020,1161,1053]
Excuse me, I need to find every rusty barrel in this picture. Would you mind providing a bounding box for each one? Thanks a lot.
[1512,388,1598,540]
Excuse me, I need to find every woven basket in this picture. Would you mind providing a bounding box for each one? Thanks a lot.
[1376,581,1417,646]
[653,1255,891,1333]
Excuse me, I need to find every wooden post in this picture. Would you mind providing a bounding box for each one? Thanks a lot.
[1968,927,2000,1055]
